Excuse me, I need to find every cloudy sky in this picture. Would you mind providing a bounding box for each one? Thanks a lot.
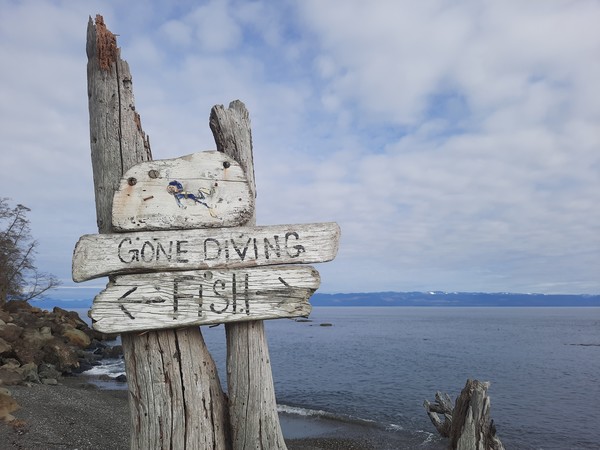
[1,0,599,298]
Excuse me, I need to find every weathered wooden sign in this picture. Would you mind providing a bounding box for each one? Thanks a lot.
[73,149,340,333]
[73,222,340,282]
[90,266,319,333]
[112,151,254,231]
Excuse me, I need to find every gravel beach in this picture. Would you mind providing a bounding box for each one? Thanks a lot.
[0,377,381,450]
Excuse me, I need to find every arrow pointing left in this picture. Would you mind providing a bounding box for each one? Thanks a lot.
[90,266,320,334]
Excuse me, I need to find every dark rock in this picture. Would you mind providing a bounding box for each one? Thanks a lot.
[89,339,107,351]
[102,345,123,359]
[74,351,103,373]
[52,307,87,329]
[0,387,20,422]
[3,301,33,314]
[89,330,119,342]
[62,326,91,348]
[0,367,24,385]
[20,362,40,384]
[38,363,61,380]
[0,304,119,385]
[0,358,20,369]
[114,374,127,382]
[0,309,11,323]
[0,337,11,355]
[73,361,94,374]
[8,310,39,328]
[12,339,45,366]
[0,361,38,385]
[0,323,23,342]
[42,339,80,372]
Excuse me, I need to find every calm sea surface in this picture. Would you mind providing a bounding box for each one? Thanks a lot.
[80,307,600,449]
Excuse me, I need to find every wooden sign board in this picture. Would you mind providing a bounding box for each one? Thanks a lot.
[73,222,340,282]
[90,266,319,333]
[112,151,254,231]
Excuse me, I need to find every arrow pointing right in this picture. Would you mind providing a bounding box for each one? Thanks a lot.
[255,277,294,297]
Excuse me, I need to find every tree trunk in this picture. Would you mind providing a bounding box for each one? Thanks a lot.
[86,15,229,449]
[210,101,288,449]
[424,379,504,450]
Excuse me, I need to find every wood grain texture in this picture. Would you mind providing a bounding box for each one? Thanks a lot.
[73,222,340,282]
[86,16,229,449]
[123,327,230,450]
[112,151,254,231]
[210,100,288,449]
[90,266,318,333]
[86,15,151,234]
[424,379,505,450]
[453,380,504,450]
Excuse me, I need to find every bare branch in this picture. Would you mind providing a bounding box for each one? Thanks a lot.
[0,199,59,305]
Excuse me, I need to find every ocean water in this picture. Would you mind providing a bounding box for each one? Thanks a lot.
[79,307,600,449]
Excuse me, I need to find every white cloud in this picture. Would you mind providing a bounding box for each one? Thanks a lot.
[0,0,598,295]
[160,19,193,47]
[187,0,243,52]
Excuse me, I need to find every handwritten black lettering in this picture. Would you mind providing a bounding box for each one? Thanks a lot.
[232,238,252,261]
[155,240,173,261]
[176,240,189,263]
[285,232,305,258]
[203,238,221,260]
[173,275,194,319]
[117,238,139,263]
[210,279,228,313]
[140,241,155,262]
[264,236,281,259]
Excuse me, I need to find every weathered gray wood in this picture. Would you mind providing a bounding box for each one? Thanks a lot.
[423,392,453,437]
[87,15,152,233]
[210,101,288,449]
[424,379,505,450]
[112,151,254,231]
[86,16,229,449]
[73,222,340,282]
[90,266,318,333]
[125,327,230,450]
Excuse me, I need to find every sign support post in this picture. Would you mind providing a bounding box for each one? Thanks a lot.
[82,15,339,450]
[86,16,229,449]
[210,101,286,448]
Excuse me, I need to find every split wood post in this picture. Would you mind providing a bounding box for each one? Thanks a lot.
[86,15,229,449]
[210,102,288,449]
[424,379,505,450]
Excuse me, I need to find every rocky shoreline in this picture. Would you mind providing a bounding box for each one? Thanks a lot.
[0,302,388,449]
[0,300,122,422]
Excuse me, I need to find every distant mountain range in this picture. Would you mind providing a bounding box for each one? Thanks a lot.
[310,291,600,307]
[31,291,600,310]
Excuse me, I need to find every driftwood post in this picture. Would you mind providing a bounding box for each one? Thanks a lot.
[424,379,505,450]
[86,16,229,449]
[210,102,288,448]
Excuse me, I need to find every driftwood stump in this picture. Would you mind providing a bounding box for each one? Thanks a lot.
[424,379,504,450]
[86,15,230,449]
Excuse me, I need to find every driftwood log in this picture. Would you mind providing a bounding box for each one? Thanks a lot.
[210,101,288,448]
[424,379,504,450]
[86,15,229,449]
